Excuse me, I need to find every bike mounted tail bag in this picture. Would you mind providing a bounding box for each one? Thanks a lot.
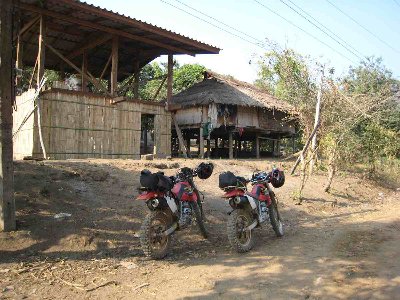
[140,170,173,191]
[219,171,239,188]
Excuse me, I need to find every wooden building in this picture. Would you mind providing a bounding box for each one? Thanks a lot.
[13,0,219,159]
[169,72,296,159]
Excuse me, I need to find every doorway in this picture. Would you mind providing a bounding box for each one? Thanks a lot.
[141,114,155,155]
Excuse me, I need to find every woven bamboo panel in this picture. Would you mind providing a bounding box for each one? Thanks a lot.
[13,90,171,160]
[13,89,36,159]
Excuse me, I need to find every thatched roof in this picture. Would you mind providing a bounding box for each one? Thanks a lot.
[171,72,293,112]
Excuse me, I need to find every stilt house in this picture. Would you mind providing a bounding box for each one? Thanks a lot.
[169,72,296,158]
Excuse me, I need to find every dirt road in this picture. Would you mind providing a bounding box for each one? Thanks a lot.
[1,159,399,299]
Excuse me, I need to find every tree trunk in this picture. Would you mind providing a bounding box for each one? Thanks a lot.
[324,144,338,193]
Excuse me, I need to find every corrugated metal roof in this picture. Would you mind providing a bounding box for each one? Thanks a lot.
[18,0,220,78]
[69,0,220,50]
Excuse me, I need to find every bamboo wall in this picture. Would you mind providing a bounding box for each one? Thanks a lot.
[13,89,171,160]
[13,89,37,159]
[174,104,295,134]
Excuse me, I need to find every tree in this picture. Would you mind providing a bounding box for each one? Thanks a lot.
[133,62,206,101]
[256,50,400,197]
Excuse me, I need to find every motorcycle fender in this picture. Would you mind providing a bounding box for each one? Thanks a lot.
[245,195,257,210]
[165,196,178,214]
[136,191,159,201]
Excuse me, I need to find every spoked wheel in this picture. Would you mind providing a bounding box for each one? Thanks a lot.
[227,208,255,253]
[269,192,284,237]
[140,210,172,259]
[191,201,208,239]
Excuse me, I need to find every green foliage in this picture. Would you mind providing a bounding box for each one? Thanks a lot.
[255,49,318,135]
[135,62,206,101]
[256,50,400,185]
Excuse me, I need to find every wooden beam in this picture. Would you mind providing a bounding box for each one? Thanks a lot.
[167,54,173,104]
[152,75,167,101]
[173,114,188,158]
[20,3,196,56]
[81,50,88,92]
[67,34,112,60]
[37,15,46,87]
[111,36,118,96]
[44,42,110,95]
[16,15,40,39]
[54,0,220,53]
[99,52,112,80]
[0,0,16,231]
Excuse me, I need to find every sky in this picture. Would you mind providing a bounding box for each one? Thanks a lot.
[85,0,400,83]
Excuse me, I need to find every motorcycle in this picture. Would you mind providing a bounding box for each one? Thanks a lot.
[137,163,213,259]
[219,168,285,253]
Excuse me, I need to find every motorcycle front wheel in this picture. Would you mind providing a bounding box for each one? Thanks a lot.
[140,210,172,259]
[269,192,284,237]
[191,201,208,239]
[227,208,255,253]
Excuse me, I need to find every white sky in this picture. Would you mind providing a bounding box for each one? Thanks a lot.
[85,0,400,83]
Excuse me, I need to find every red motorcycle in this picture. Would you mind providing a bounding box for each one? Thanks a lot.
[219,168,285,252]
[137,163,213,259]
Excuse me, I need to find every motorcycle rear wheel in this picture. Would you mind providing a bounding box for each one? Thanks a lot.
[227,208,255,253]
[140,210,172,259]
[269,192,284,237]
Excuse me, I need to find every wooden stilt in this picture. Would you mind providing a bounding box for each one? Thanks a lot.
[256,134,260,159]
[186,137,191,157]
[199,127,204,158]
[207,139,211,158]
[229,131,233,159]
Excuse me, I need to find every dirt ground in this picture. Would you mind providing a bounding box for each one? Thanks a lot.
[0,158,399,299]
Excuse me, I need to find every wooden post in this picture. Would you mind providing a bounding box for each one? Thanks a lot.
[111,36,118,96]
[0,0,16,231]
[167,54,173,104]
[206,139,211,158]
[256,134,260,159]
[37,15,46,87]
[186,137,191,157]
[133,60,140,99]
[276,138,281,156]
[81,50,88,92]
[228,131,233,159]
[199,127,204,158]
